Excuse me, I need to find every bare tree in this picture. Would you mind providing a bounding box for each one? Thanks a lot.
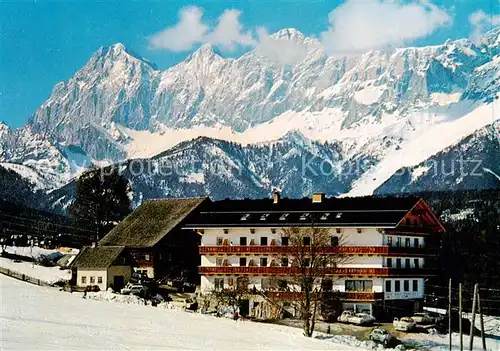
[266,225,348,337]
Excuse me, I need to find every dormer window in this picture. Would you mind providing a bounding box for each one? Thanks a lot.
[260,214,269,221]
[320,213,330,220]
[299,213,310,221]
[279,213,289,221]
[241,214,251,221]
[336,213,343,219]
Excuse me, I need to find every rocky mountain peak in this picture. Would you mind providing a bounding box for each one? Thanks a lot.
[270,28,307,41]
[185,43,224,62]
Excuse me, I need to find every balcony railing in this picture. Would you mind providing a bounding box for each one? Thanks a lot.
[198,266,435,277]
[199,245,433,256]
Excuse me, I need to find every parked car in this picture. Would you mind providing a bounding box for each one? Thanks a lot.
[393,317,417,331]
[412,312,440,325]
[120,283,148,297]
[338,311,375,325]
[369,328,399,347]
[320,311,340,322]
[182,281,196,293]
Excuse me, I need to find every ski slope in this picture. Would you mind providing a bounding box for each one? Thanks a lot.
[0,276,360,350]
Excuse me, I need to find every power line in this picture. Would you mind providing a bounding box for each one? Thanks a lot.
[0,212,96,233]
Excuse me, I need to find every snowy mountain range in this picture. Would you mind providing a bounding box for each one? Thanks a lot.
[1,27,499,208]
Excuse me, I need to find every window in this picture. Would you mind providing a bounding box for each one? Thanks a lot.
[396,258,402,268]
[145,254,150,261]
[303,237,311,246]
[216,237,223,245]
[331,236,339,246]
[395,280,401,292]
[239,257,247,266]
[260,257,268,267]
[412,280,418,292]
[405,238,411,247]
[387,258,392,267]
[250,228,255,234]
[90,276,95,284]
[281,257,288,267]
[414,259,419,268]
[227,278,234,286]
[403,280,409,292]
[216,257,224,266]
[260,237,268,245]
[385,280,392,292]
[240,237,247,245]
[414,238,419,248]
[214,278,224,290]
[405,258,411,268]
[304,258,310,267]
[320,213,330,220]
[405,218,410,226]
[396,237,402,247]
[387,236,393,246]
[98,276,103,284]
[278,280,288,290]
[279,213,289,221]
[281,237,289,246]
[299,213,310,221]
[241,213,250,221]
[81,276,87,284]
[260,214,269,221]
[345,280,373,292]
[223,229,229,234]
[321,279,333,291]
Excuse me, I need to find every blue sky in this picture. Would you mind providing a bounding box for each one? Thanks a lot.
[1,0,499,128]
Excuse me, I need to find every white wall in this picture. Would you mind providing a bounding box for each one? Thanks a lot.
[200,228,385,246]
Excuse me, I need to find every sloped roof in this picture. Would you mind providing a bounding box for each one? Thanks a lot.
[99,197,208,247]
[183,196,421,228]
[70,246,125,269]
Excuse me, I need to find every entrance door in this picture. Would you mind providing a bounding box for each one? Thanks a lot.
[239,299,250,317]
[114,275,125,290]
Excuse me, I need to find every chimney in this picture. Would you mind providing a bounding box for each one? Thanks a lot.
[273,191,280,204]
[312,193,325,203]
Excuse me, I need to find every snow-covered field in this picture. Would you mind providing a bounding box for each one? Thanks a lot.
[0,276,361,350]
[3,246,58,259]
[0,257,71,284]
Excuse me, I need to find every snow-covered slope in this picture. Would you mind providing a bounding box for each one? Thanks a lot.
[1,27,499,198]
[1,275,360,350]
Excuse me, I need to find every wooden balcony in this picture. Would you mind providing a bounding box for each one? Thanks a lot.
[199,245,433,256]
[198,266,435,277]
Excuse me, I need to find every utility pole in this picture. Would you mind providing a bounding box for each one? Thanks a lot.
[449,278,452,351]
[469,284,478,350]
[477,288,486,350]
[459,283,463,351]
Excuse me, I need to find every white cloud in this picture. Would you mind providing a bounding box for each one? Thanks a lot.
[149,6,208,51]
[254,28,318,65]
[469,10,500,44]
[207,9,256,50]
[320,0,452,55]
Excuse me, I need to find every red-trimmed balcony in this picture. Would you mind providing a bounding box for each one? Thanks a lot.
[199,245,433,257]
[198,266,435,277]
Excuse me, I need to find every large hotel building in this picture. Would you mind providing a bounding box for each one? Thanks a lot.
[184,193,445,317]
